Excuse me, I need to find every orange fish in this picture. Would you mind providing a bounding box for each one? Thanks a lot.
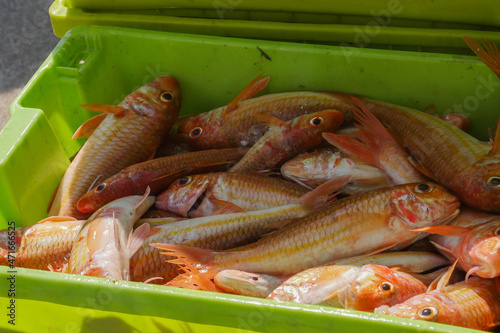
[0,216,85,272]
[178,75,356,150]
[49,76,181,219]
[375,263,500,331]
[228,110,344,172]
[77,148,246,214]
[153,182,460,277]
[155,172,308,217]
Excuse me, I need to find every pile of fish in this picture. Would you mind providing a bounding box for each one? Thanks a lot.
[3,37,500,331]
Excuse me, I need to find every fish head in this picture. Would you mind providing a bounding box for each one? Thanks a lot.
[467,221,500,278]
[340,265,408,312]
[125,76,182,118]
[390,182,461,229]
[461,156,500,213]
[155,174,212,216]
[374,293,457,323]
[77,173,137,214]
[177,108,226,150]
[292,110,345,136]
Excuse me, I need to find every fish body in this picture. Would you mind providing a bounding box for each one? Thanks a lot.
[0,217,85,271]
[375,277,500,331]
[179,91,356,150]
[155,172,308,217]
[339,264,427,312]
[131,204,312,283]
[50,76,181,218]
[154,182,460,276]
[281,148,390,194]
[69,193,155,280]
[359,95,500,213]
[77,148,246,214]
[418,207,500,279]
[228,110,344,173]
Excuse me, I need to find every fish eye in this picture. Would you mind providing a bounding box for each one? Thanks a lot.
[95,183,107,193]
[418,307,438,319]
[378,282,394,292]
[487,177,500,188]
[494,227,500,236]
[160,92,174,102]
[415,183,432,193]
[306,148,316,154]
[178,177,191,186]
[189,127,203,138]
[310,117,323,126]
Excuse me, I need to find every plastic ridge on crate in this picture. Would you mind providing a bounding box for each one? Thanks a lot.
[1,25,499,332]
[50,0,500,54]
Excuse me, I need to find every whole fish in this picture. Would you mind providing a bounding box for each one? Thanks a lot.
[153,182,460,277]
[130,204,313,283]
[414,207,500,279]
[69,191,154,280]
[77,148,247,214]
[323,95,428,185]
[228,110,344,172]
[338,264,427,312]
[49,76,181,219]
[155,172,308,217]
[212,252,448,299]
[280,148,390,194]
[0,216,85,271]
[375,264,500,331]
[178,75,356,150]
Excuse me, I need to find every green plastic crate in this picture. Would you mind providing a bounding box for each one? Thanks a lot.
[1,25,499,332]
[49,0,500,54]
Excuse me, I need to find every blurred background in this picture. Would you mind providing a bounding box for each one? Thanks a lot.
[0,0,59,130]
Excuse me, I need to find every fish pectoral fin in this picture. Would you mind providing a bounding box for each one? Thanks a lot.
[80,104,129,116]
[224,73,269,114]
[322,132,378,167]
[209,197,247,215]
[127,223,151,258]
[412,225,471,237]
[299,176,350,207]
[72,113,107,139]
[429,240,454,255]
[252,113,286,128]
[363,242,399,257]
[407,156,436,181]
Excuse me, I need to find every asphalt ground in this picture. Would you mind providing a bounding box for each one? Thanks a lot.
[0,0,59,131]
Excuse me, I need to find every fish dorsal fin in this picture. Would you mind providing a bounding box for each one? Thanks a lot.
[464,36,500,79]
[412,225,471,237]
[127,223,151,258]
[253,113,285,128]
[72,113,107,139]
[225,74,269,114]
[298,175,351,206]
[489,118,500,156]
[80,104,128,116]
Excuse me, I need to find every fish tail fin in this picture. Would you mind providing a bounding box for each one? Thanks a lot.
[151,243,219,288]
[464,36,500,79]
[166,257,221,292]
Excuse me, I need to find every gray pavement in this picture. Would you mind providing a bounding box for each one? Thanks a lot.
[0,0,59,130]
